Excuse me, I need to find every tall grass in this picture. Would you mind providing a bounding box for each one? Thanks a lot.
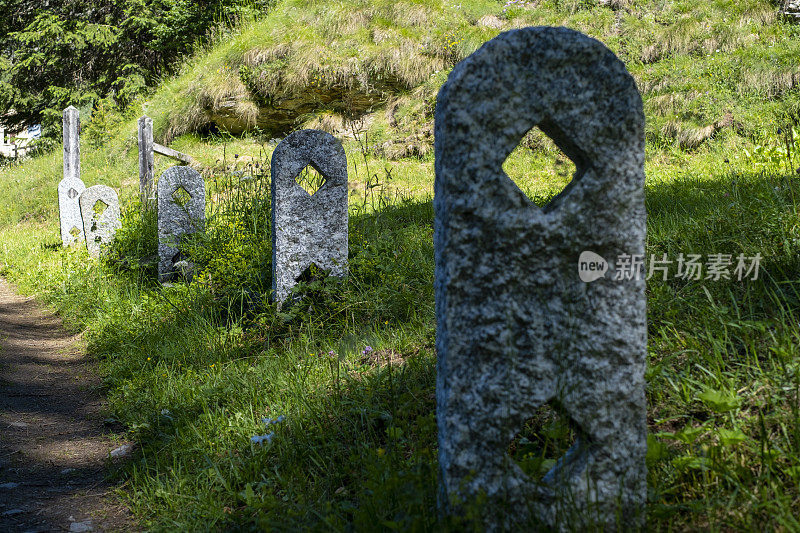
[1,0,800,529]
[4,136,800,528]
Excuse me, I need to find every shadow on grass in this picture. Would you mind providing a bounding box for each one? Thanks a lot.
[643,169,800,327]
[80,170,800,530]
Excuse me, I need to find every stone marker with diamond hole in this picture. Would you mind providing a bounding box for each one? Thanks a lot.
[59,106,86,247]
[434,27,646,530]
[271,129,348,306]
[79,185,121,257]
[157,166,205,281]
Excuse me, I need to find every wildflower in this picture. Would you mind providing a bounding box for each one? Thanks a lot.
[362,346,373,355]
[262,415,286,426]
[328,350,336,356]
[147,357,151,361]
[251,433,274,445]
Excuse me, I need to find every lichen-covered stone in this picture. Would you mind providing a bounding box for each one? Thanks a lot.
[434,27,646,529]
[271,129,348,305]
[157,166,205,281]
[59,106,85,247]
[79,185,121,257]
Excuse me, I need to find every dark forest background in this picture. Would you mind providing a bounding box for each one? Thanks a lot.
[0,0,273,131]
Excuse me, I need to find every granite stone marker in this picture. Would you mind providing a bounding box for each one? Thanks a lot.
[270,129,348,305]
[434,27,646,529]
[79,185,121,257]
[58,106,86,247]
[138,115,155,206]
[157,166,205,281]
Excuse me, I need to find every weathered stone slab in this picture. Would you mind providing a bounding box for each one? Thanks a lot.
[270,129,348,305]
[138,116,154,206]
[157,166,205,281]
[79,185,121,257]
[434,27,646,529]
[59,106,86,247]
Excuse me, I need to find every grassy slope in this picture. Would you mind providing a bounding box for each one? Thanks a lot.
[2,0,800,529]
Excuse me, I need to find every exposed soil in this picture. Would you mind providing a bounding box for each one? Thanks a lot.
[0,279,135,532]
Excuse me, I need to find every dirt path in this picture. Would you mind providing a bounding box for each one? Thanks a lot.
[0,280,134,532]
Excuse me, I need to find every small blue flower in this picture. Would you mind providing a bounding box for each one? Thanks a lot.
[251,433,274,445]
[362,346,373,355]
[261,415,286,426]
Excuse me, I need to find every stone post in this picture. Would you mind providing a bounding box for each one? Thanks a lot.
[270,129,348,306]
[58,106,86,247]
[138,115,155,207]
[80,185,122,257]
[434,27,646,530]
[157,166,205,282]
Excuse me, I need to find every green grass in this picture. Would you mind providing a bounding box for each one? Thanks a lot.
[2,0,800,529]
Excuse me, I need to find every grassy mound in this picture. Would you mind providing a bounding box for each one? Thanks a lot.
[148,0,498,139]
[144,0,800,153]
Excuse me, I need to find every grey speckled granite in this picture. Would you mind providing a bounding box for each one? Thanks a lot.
[79,185,121,257]
[59,106,86,247]
[434,27,646,529]
[271,129,348,306]
[157,166,205,281]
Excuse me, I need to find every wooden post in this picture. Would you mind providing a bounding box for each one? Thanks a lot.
[58,106,86,247]
[153,143,196,165]
[63,107,80,181]
[138,115,154,207]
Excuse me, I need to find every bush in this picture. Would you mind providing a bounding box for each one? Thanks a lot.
[107,200,159,280]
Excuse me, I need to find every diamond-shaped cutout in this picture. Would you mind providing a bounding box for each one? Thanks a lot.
[501,126,582,211]
[508,402,579,483]
[172,186,191,207]
[69,226,81,239]
[67,188,79,199]
[294,165,326,196]
[93,199,108,216]
[294,262,329,284]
